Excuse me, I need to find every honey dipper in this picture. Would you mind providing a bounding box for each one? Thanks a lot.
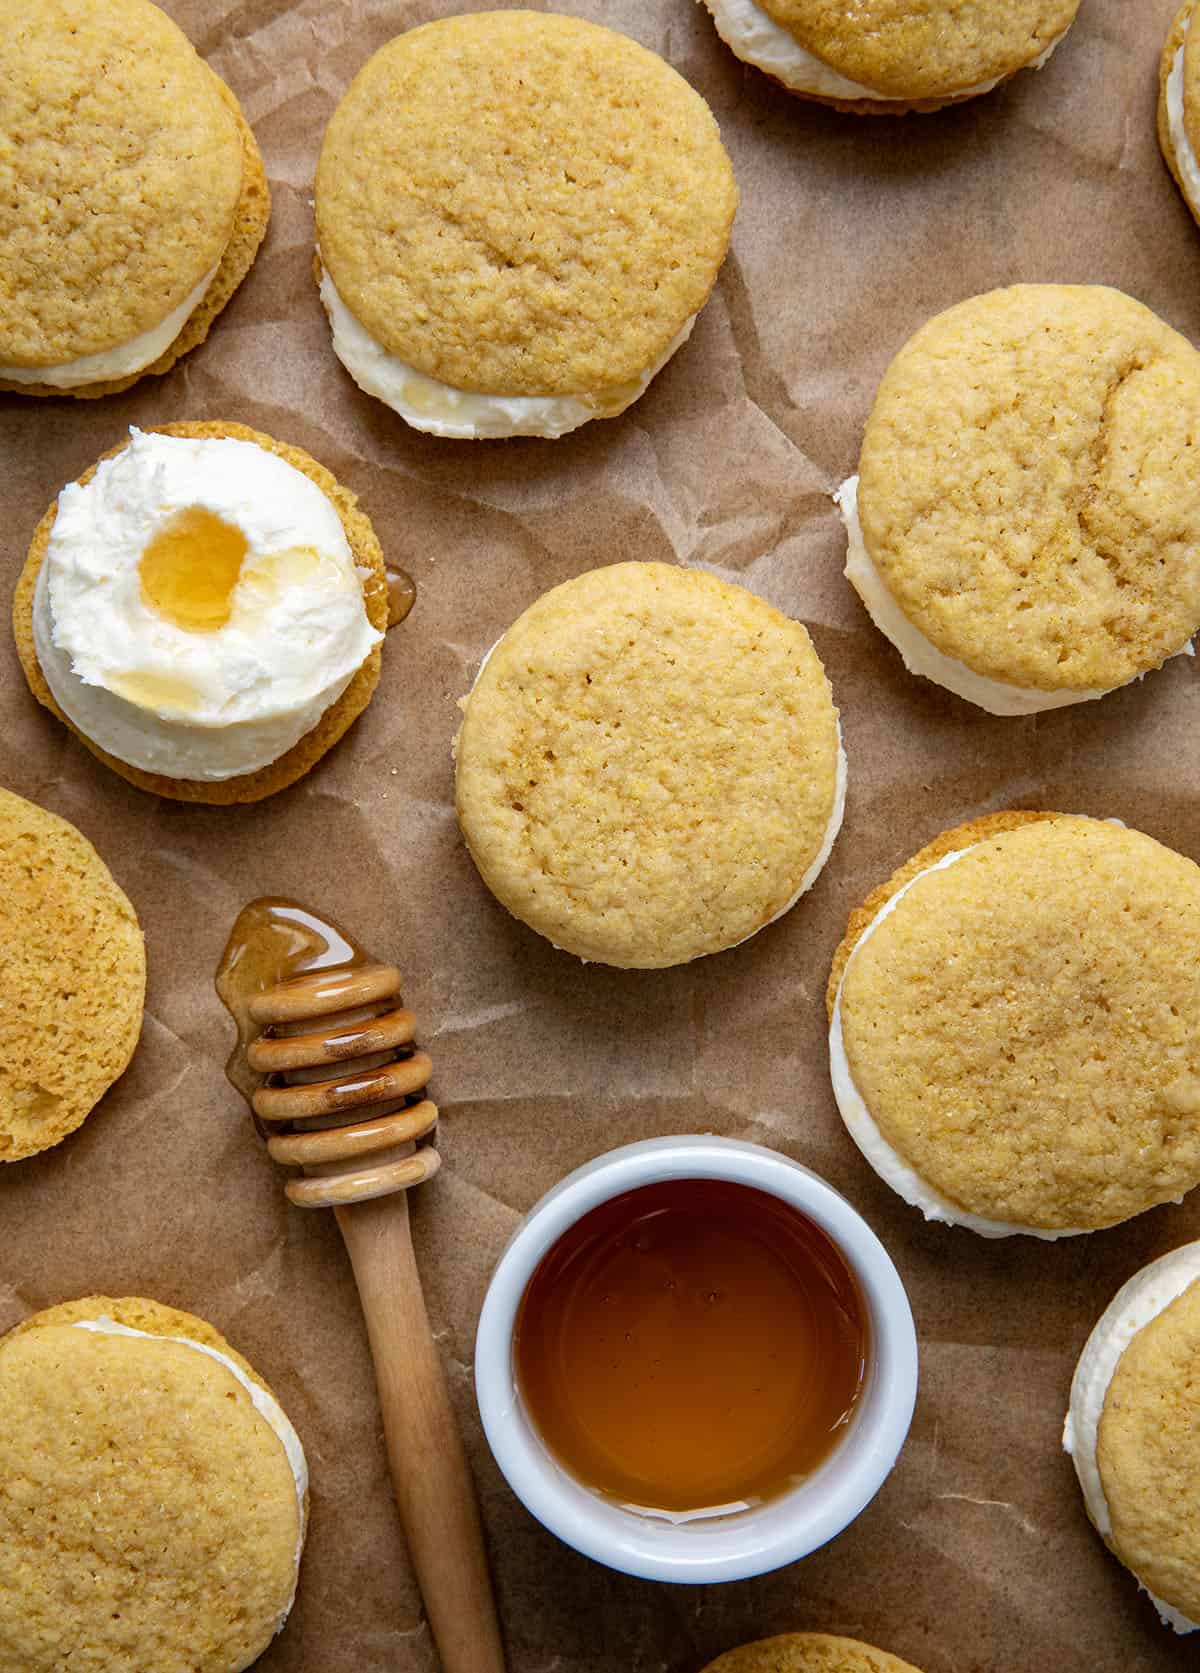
[216,899,505,1673]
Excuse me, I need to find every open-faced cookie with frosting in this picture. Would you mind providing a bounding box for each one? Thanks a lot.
[0,0,269,398]
[837,286,1200,713]
[1065,1243,1200,1635]
[314,10,737,439]
[456,562,844,968]
[827,813,1200,1238]
[14,422,388,804]
[0,786,144,1163]
[701,1632,928,1673]
[700,0,1079,114]
[0,1296,308,1671]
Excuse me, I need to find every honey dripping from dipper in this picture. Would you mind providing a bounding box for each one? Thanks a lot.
[215,898,438,1206]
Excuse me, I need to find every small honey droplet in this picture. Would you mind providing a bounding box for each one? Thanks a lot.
[139,507,248,632]
[385,565,417,629]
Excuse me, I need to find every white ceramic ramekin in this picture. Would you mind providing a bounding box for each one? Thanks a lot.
[474,1135,918,1583]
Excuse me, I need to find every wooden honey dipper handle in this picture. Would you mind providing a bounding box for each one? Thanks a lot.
[243,958,505,1673]
[338,1194,506,1673]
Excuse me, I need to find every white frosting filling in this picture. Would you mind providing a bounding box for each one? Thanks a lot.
[318,265,696,439]
[0,265,218,389]
[1063,1245,1200,1633]
[33,427,382,780]
[1167,21,1200,217]
[72,1316,309,1634]
[829,842,1094,1239]
[702,0,1067,102]
[836,476,1194,714]
[755,726,847,934]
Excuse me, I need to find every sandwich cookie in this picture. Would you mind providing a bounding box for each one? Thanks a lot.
[1160,4,1200,230]
[0,787,144,1162]
[701,1632,927,1673]
[700,0,1078,114]
[456,562,844,968]
[838,286,1200,714]
[827,813,1200,1238]
[0,0,269,398]
[14,422,388,804]
[314,11,737,439]
[0,1296,308,1671]
[1064,1244,1200,1633]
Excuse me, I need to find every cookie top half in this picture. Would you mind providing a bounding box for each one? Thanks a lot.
[836,815,1200,1232]
[1098,1279,1200,1623]
[701,1632,927,1673]
[0,787,144,1161]
[315,10,737,396]
[756,0,1078,100]
[0,0,244,368]
[456,563,841,968]
[857,285,1200,694]
[0,1296,304,1673]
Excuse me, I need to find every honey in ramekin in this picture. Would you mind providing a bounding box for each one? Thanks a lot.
[513,1177,867,1515]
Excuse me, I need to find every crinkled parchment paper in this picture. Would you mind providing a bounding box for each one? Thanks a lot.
[1,1,1198,1667]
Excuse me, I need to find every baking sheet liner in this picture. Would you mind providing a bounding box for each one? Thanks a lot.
[1,1,1197,1667]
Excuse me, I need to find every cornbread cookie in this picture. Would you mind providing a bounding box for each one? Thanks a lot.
[701,0,1078,113]
[1159,4,1200,230]
[837,286,1200,712]
[1065,1244,1200,1634]
[701,1632,927,1673]
[0,787,143,1162]
[0,0,269,398]
[828,814,1200,1236]
[14,422,387,804]
[0,1295,308,1671]
[314,11,737,438]
[455,562,844,968]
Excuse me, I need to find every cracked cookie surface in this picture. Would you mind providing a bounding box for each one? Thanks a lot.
[0,787,144,1162]
[837,815,1200,1232]
[857,285,1200,692]
[315,10,737,396]
[454,562,840,968]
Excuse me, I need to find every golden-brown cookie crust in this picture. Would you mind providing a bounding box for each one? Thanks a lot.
[0,79,270,400]
[315,10,736,395]
[755,0,1078,101]
[0,1295,303,1673]
[1098,1279,1200,1622]
[3,1295,268,1396]
[825,810,1059,1016]
[13,422,386,804]
[835,816,1200,1231]
[0,787,144,1162]
[857,285,1200,694]
[456,562,840,968]
[700,1631,927,1673]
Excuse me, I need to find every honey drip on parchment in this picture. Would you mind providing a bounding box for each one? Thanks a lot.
[215,897,370,1109]
[385,565,417,629]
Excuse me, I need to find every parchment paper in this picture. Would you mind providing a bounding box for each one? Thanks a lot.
[2,1,1198,1667]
